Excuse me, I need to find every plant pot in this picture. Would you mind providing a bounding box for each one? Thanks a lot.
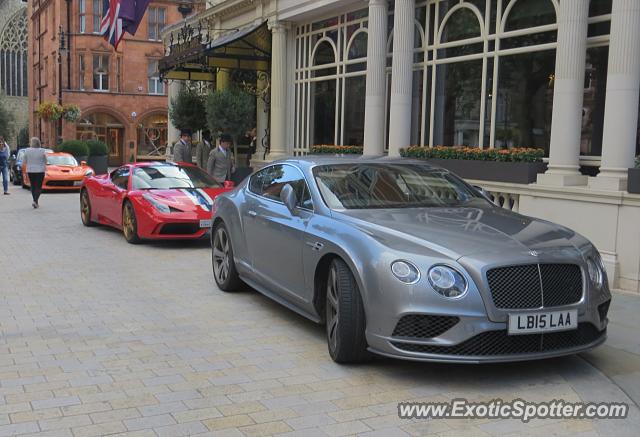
[425,159,548,184]
[628,168,640,194]
[87,155,109,175]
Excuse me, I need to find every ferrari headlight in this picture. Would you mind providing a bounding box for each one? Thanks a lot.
[587,256,604,289]
[391,260,420,284]
[428,265,467,299]
[143,193,171,213]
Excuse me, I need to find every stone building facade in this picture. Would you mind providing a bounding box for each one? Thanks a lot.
[27,0,201,165]
[0,0,28,147]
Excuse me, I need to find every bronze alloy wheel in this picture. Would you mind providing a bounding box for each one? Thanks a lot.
[211,222,241,291]
[122,202,140,244]
[80,190,95,227]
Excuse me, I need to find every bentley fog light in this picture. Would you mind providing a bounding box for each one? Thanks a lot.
[428,265,467,299]
[391,260,420,284]
[587,257,604,289]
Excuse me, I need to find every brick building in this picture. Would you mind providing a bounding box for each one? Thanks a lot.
[28,0,201,165]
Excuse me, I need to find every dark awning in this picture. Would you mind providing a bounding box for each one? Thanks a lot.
[160,22,271,81]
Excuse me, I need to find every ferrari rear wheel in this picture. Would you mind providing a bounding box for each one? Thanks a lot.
[122,201,141,244]
[326,259,370,364]
[212,222,241,291]
[80,190,96,227]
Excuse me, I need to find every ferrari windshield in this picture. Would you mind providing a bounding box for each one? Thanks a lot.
[46,155,78,166]
[132,165,222,190]
[313,163,484,209]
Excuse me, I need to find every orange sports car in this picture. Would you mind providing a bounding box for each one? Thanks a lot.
[23,152,94,190]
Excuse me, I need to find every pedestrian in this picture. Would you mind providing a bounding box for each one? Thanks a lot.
[207,133,235,183]
[22,137,47,209]
[244,127,257,168]
[173,129,193,163]
[195,130,213,169]
[0,136,10,195]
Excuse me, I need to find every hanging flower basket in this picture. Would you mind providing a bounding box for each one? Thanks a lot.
[62,104,81,122]
[36,102,64,121]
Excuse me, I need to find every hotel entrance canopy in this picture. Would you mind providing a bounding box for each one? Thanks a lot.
[160,21,271,81]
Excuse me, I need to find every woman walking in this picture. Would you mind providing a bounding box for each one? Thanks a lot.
[0,136,10,195]
[22,137,47,208]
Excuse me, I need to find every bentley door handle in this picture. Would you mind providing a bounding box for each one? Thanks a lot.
[247,210,258,217]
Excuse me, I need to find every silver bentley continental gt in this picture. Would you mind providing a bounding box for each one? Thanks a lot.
[209,157,611,363]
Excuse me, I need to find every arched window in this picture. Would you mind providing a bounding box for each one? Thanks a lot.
[347,31,367,61]
[504,0,556,31]
[312,40,337,77]
[0,9,28,97]
[441,8,481,43]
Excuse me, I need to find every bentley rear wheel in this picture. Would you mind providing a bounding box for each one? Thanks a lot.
[212,222,241,292]
[80,190,96,227]
[122,201,141,244]
[326,259,370,364]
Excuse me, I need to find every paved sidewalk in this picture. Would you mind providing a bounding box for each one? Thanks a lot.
[0,188,639,436]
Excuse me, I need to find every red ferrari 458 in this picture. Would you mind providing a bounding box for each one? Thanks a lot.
[80,162,234,243]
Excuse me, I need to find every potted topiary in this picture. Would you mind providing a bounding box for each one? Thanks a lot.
[86,139,109,175]
[629,156,640,194]
[56,140,90,163]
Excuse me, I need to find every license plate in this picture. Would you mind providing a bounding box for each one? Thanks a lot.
[199,219,212,229]
[73,181,83,186]
[508,309,578,335]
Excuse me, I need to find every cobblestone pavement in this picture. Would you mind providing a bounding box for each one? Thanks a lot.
[0,188,639,437]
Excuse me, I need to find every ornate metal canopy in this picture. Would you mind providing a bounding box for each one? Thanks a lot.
[160,21,271,81]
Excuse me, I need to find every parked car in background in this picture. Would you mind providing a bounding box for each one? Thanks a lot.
[210,157,610,364]
[9,148,26,186]
[80,162,234,243]
[22,152,92,190]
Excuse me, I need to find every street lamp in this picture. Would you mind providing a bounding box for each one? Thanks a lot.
[58,26,67,145]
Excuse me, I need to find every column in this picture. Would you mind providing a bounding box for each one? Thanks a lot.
[363,0,388,156]
[387,0,415,157]
[167,80,182,143]
[216,69,230,90]
[590,0,640,191]
[269,20,289,159]
[537,0,589,186]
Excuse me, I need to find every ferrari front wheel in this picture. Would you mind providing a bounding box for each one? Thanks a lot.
[122,201,141,244]
[212,222,241,292]
[80,190,96,227]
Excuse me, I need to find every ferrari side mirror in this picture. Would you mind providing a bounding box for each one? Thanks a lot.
[224,180,235,189]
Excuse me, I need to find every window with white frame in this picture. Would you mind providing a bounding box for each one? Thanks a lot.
[294,0,612,157]
[294,9,369,154]
[0,9,28,97]
[148,7,166,41]
[92,54,109,91]
[147,60,165,94]
[93,0,107,34]
[79,0,87,33]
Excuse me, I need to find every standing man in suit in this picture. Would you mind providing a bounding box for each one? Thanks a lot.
[207,133,235,183]
[195,131,213,169]
[173,129,193,163]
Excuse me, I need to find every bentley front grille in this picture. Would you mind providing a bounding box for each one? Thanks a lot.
[486,264,582,309]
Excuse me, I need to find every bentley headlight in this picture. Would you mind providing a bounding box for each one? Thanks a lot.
[428,265,467,299]
[391,260,420,284]
[587,256,604,289]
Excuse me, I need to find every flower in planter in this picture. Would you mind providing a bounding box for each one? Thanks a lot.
[400,145,544,163]
[62,104,81,122]
[36,102,64,121]
[310,145,364,155]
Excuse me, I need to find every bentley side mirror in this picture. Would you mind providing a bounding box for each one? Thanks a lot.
[280,184,298,215]
[224,180,235,189]
[473,185,494,203]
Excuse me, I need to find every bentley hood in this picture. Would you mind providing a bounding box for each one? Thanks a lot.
[334,202,586,260]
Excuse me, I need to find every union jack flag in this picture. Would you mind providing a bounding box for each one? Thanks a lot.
[100,0,124,50]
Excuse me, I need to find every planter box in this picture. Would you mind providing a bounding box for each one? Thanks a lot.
[87,155,109,175]
[629,168,640,194]
[425,159,548,184]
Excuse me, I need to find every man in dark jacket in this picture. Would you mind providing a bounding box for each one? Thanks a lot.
[173,129,193,163]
